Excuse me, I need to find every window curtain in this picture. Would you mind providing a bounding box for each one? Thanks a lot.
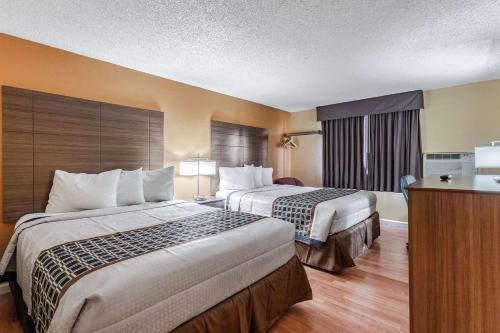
[368,109,423,192]
[322,116,366,189]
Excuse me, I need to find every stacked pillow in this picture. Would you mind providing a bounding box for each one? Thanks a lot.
[218,167,254,191]
[117,168,145,206]
[261,167,274,186]
[143,167,174,202]
[218,165,273,191]
[246,165,263,187]
[45,166,174,214]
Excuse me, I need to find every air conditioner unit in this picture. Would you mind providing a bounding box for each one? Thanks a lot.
[423,153,476,177]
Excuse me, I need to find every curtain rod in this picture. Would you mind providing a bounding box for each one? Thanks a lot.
[283,130,323,137]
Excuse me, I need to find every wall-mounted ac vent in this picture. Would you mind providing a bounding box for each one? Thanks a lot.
[426,153,462,160]
[423,153,476,177]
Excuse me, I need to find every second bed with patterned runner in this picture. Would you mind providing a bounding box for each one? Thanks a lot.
[272,188,359,247]
[31,210,263,333]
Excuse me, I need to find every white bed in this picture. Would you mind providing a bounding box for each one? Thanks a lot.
[0,201,296,333]
[217,184,377,243]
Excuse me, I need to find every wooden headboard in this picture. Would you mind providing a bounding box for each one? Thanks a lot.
[2,86,164,223]
[210,120,268,194]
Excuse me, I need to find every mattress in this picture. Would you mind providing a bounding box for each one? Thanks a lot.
[217,185,377,240]
[0,201,295,333]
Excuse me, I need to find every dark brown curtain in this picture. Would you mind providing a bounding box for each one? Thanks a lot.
[322,116,366,189]
[368,109,422,192]
[317,90,423,121]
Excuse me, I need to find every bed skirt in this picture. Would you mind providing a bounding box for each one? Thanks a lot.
[295,212,380,273]
[10,256,311,333]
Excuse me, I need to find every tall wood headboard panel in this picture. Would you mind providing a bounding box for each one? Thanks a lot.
[2,86,164,223]
[210,120,268,194]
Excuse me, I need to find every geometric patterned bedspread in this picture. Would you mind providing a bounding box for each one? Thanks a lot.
[31,210,263,333]
[272,188,359,247]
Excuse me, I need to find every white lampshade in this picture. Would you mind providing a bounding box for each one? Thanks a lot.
[179,160,216,176]
[179,160,198,176]
[199,160,216,175]
[475,146,500,168]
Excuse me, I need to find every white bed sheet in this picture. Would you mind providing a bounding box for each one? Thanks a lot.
[0,201,295,333]
[217,185,376,241]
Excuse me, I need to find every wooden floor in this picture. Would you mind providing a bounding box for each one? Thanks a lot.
[271,221,409,333]
[0,286,22,333]
[0,221,408,333]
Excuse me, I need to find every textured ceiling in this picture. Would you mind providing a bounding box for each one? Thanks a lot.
[1,0,500,111]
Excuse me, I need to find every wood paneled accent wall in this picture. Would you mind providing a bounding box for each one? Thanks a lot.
[2,86,164,223]
[210,120,268,194]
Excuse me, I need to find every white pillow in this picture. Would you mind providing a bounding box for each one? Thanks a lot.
[117,168,145,206]
[262,167,274,186]
[46,169,121,214]
[219,167,254,190]
[244,165,263,188]
[143,166,174,202]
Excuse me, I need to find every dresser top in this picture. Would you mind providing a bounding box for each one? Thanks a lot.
[408,175,500,194]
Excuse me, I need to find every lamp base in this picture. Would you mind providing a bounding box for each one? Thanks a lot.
[193,196,207,201]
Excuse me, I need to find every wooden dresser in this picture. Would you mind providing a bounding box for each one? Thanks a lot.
[408,175,500,333]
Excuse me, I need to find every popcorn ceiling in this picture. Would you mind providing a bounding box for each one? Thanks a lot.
[1,0,499,111]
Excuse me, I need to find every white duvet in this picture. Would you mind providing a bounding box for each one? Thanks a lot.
[217,185,377,242]
[0,201,295,333]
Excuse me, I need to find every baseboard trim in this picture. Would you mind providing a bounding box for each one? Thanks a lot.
[380,218,408,224]
[0,282,10,296]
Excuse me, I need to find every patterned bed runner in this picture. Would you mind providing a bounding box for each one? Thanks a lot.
[31,210,262,333]
[272,188,359,247]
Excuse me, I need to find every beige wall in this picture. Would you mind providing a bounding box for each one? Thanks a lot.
[289,109,322,187]
[373,191,408,222]
[0,33,291,254]
[422,79,500,153]
[290,78,500,222]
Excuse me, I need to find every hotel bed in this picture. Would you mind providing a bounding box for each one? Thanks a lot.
[219,185,376,236]
[1,88,311,333]
[210,120,381,273]
[0,201,311,333]
[217,184,380,272]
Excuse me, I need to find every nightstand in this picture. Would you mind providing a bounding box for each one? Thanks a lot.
[190,197,226,209]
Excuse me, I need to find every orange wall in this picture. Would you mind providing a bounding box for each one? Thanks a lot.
[0,33,291,254]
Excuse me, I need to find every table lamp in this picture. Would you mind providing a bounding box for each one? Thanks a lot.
[179,154,216,201]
